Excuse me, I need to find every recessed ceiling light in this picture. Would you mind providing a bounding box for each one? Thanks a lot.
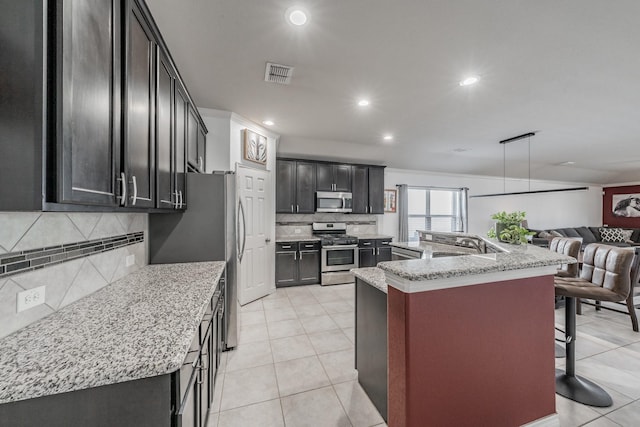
[560,161,576,166]
[459,76,480,86]
[262,120,275,126]
[286,7,308,26]
[453,148,470,152]
[383,135,393,141]
[358,99,370,107]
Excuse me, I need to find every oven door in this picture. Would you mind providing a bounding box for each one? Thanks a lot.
[321,245,358,272]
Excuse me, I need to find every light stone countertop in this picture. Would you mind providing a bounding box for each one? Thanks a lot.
[352,267,387,293]
[378,237,575,283]
[390,241,476,256]
[275,236,321,243]
[0,261,225,404]
[350,234,393,240]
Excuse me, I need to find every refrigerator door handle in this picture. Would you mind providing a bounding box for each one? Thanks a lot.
[238,199,247,262]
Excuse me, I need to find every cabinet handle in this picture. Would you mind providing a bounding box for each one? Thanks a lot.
[118,172,127,206]
[281,245,292,249]
[376,248,379,256]
[130,175,138,206]
[178,190,184,209]
[363,242,372,246]
[296,205,299,213]
[369,205,372,213]
[199,156,203,170]
[291,205,294,213]
[294,251,297,261]
[299,251,303,260]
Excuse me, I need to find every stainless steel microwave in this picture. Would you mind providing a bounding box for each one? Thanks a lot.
[316,191,353,213]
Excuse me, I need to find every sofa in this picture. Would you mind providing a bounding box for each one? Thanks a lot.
[530,226,640,249]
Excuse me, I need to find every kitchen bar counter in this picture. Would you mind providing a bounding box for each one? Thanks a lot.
[0,261,225,404]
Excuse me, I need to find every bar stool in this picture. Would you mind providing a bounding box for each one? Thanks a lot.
[549,238,582,358]
[554,244,634,407]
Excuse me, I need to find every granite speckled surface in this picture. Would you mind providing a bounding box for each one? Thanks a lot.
[275,236,320,243]
[378,238,576,281]
[351,234,393,240]
[352,267,387,293]
[390,241,476,256]
[0,261,225,404]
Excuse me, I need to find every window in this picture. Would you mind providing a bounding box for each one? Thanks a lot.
[407,187,467,241]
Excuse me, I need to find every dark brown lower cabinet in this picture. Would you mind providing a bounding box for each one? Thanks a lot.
[358,238,392,268]
[276,241,321,287]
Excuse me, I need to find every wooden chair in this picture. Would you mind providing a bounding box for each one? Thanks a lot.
[554,244,635,407]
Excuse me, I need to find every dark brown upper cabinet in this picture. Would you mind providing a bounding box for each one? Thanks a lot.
[351,166,385,214]
[54,0,122,207]
[276,160,315,214]
[123,0,156,208]
[0,0,206,212]
[187,106,206,173]
[155,49,175,210]
[316,163,352,192]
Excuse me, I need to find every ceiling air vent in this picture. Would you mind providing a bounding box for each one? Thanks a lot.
[265,62,294,85]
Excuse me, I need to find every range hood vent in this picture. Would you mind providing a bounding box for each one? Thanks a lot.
[265,62,294,85]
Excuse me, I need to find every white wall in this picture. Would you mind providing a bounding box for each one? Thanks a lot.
[381,168,602,240]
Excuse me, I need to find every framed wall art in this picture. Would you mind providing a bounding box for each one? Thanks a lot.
[243,129,267,165]
[384,189,397,213]
[602,185,640,227]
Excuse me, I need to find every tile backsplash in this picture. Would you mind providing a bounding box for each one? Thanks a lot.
[0,212,148,338]
[276,213,380,237]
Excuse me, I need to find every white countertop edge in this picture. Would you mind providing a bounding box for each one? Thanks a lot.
[385,265,558,293]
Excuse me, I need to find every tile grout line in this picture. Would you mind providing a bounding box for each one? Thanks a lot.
[55,258,88,310]
[8,213,42,252]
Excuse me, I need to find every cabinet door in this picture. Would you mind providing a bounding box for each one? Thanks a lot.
[334,164,352,192]
[315,163,334,191]
[368,167,385,214]
[187,107,199,171]
[175,84,188,209]
[296,161,316,213]
[124,1,155,208]
[197,125,206,173]
[359,247,376,268]
[276,250,298,286]
[57,0,121,206]
[155,50,174,209]
[376,246,392,263]
[298,250,320,284]
[351,166,368,213]
[276,160,296,213]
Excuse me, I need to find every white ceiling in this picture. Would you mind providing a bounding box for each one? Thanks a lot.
[146,0,640,185]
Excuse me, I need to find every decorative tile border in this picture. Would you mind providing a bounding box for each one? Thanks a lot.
[0,232,144,279]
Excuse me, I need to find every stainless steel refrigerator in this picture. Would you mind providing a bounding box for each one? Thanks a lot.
[148,172,238,350]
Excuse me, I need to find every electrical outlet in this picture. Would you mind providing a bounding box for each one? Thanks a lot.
[295,228,301,234]
[126,254,135,267]
[17,286,46,312]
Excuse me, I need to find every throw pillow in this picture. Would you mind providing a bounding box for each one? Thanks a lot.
[599,228,628,243]
[621,229,634,243]
[550,230,563,238]
[538,231,552,238]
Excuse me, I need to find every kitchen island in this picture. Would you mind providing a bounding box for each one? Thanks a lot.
[353,236,576,427]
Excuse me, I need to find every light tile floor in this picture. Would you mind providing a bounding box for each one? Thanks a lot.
[206,284,640,427]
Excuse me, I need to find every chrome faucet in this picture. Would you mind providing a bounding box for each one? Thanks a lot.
[458,238,484,253]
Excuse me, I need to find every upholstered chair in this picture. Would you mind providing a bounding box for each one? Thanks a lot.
[554,244,634,407]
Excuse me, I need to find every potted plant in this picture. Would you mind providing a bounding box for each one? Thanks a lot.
[486,211,534,245]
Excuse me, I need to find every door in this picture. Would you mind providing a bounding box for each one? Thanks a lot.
[237,166,273,305]
[334,164,352,192]
[175,84,188,209]
[359,247,376,268]
[296,161,316,213]
[187,107,199,170]
[298,249,320,284]
[155,50,174,209]
[351,166,368,213]
[276,160,295,213]
[57,0,121,206]
[124,1,155,208]
[377,246,392,263]
[197,125,206,172]
[275,250,297,287]
[368,167,385,214]
[315,163,333,191]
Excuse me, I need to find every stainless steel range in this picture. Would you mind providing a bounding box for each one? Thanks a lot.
[313,222,359,285]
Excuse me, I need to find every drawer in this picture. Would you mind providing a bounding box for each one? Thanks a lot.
[377,238,392,247]
[298,241,320,251]
[358,239,375,248]
[276,242,297,251]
